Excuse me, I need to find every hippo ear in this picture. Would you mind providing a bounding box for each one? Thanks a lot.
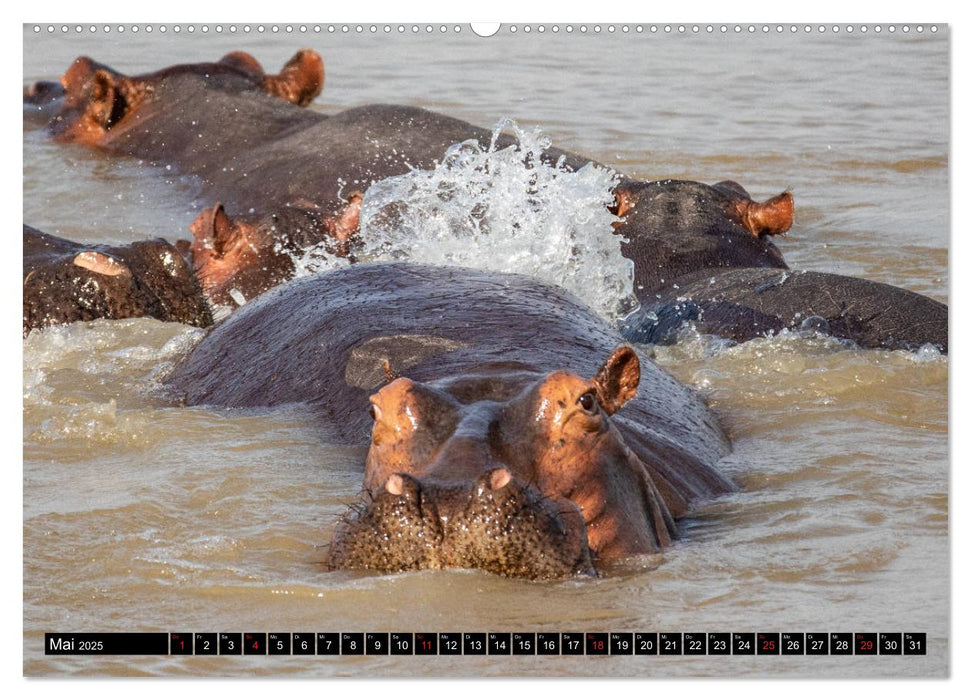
[24,80,65,105]
[609,186,637,219]
[217,51,265,79]
[61,56,99,93]
[327,191,364,241]
[732,190,795,238]
[73,251,131,277]
[189,203,238,257]
[60,58,126,130]
[592,345,640,415]
[713,180,752,199]
[85,69,124,129]
[262,49,324,107]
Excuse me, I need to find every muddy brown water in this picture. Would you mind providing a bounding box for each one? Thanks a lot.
[22,25,948,677]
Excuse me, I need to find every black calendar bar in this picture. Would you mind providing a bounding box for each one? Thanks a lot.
[45,633,169,655]
[44,632,929,656]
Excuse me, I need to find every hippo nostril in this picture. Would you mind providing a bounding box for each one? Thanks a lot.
[488,468,512,491]
[383,473,426,505]
[472,468,514,498]
[385,473,405,496]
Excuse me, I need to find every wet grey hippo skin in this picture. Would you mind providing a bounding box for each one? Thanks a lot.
[611,180,948,353]
[165,262,734,579]
[23,80,65,125]
[622,267,948,352]
[23,225,212,335]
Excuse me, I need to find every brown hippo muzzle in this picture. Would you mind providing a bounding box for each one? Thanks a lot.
[327,468,595,580]
[327,346,664,580]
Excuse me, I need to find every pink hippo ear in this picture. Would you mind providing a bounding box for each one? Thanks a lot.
[712,180,752,199]
[722,188,794,238]
[608,185,649,230]
[189,203,239,258]
[217,51,266,80]
[88,70,121,128]
[328,191,364,241]
[60,57,127,133]
[72,251,131,277]
[609,186,637,220]
[592,345,641,415]
[262,49,324,107]
[738,190,794,238]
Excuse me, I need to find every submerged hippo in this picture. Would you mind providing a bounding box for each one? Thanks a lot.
[165,263,734,578]
[23,225,212,335]
[622,267,949,352]
[611,179,792,292]
[23,80,65,125]
[45,49,322,142]
[611,181,948,352]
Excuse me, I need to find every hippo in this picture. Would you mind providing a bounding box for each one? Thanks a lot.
[23,80,65,125]
[23,225,212,335]
[164,263,734,578]
[611,180,948,352]
[23,80,64,106]
[621,267,949,352]
[44,49,322,143]
[610,179,792,292]
[35,52,946,352]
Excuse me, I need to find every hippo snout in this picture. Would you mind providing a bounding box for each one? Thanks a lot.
[326,467,595,580]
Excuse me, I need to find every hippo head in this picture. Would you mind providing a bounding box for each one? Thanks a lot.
[23,226,212,334]
[47,56,128,144]
[188,203,295,309]
[46,50,323,144]
[23,80,66,125]
[189,197,362,308]
[611,179,793,296]
[328,346,676,579]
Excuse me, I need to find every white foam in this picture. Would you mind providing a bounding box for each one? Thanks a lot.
[293,118,636,321]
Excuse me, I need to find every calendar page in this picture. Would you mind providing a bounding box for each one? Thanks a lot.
[22,20,949,679]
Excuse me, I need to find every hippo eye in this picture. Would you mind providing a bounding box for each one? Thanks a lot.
[577,391,599,414]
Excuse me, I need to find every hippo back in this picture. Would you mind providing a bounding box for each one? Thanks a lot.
[624,267,949,352]
[205,104,594,219]
[165,263,732,509]
[100,73,323,176]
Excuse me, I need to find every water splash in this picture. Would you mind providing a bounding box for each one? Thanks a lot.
[307,118,636,320]
[287,239,351,280]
